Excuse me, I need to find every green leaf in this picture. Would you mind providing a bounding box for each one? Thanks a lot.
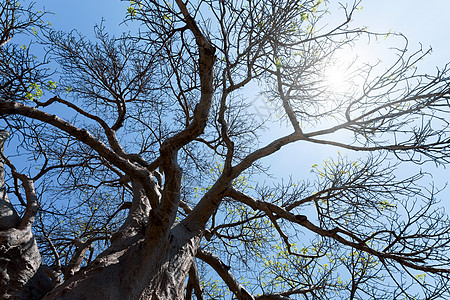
[275,58,282,69]
[46,80,57,91]
[127,6,137,17]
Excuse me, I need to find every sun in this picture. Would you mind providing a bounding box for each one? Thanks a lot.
[317,50,365,112]
[323,62,353,95]
[322,42,380,97]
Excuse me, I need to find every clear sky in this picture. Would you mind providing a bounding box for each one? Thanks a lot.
[257,0,450,187]
[39,0,450,55]
[360,0,450,70]
[38,0,450,72]
[362,0,450,48]
[16,0,450,202]
[6,2,449,296]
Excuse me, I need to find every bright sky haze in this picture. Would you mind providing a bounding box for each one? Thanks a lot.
[18,0,450,202]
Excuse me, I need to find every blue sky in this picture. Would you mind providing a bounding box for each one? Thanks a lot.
[6,1,449,294]
[39,0,450,55]
[257,0,450,182]
[15,0,450,201]
[362,1,450,70]
[38,0,450,75]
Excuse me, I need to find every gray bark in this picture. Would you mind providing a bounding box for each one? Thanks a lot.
[43,221,201,300]
[0,131,20,230]
[0,130,204,299]
[0,131,53,299]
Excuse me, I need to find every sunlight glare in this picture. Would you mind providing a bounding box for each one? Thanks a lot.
[324,62,352,95]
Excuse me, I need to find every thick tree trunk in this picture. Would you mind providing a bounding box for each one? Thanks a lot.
[43,220,201,299]
[0,228,53,299]
[0,131,53,299]
[0,129,202,299]
[0,132,19,230]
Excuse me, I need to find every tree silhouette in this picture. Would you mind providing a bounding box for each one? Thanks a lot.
[1,0,450,299]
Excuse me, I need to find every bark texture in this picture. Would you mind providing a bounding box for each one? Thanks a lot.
[0,131,19,230]
[43,221,201,300]
[0,131,53,299]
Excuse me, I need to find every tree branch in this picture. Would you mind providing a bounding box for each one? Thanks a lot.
[227,187,450,275]
[196,248,255,300]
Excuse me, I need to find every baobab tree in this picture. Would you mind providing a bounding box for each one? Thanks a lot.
[1,0,450,299]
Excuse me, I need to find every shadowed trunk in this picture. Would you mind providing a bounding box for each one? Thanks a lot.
[43,220,201,300]
[0,129,202,299]
[0,131,53,299]
[0,132,19,230]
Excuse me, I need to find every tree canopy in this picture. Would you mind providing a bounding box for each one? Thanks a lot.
[1,0,450,299]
